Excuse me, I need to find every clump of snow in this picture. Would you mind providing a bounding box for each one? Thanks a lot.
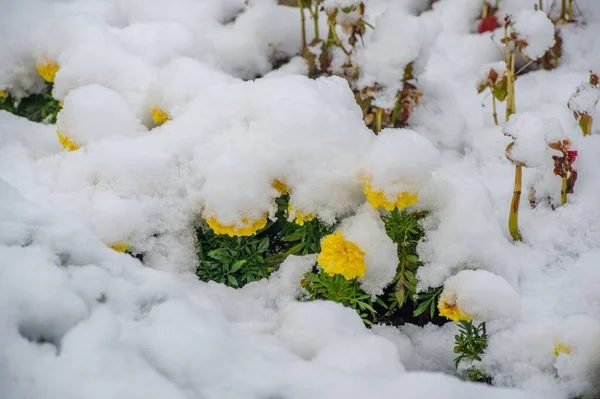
[338,204,399,297]
[440,269,521,322]
[503,112,549,167]
[568,80,600,115]
[512,9,555,60]
[355,11,422,109]
[57,84,146,146]
[362,128,440,196]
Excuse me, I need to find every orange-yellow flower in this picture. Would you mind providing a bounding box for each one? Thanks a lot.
[362,177,418,211]
[317,231,366,280]
[151,107,170,125]
[56,130,80,151]
[438,296,472,322]
[206,215,268,237]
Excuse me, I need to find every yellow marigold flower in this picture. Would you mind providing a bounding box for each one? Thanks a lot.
[272,179,288,195]
[0,90,6,99]
[110,243,129,253]
[56,130,80,151]
[151,107,170,125]
[362,178,418,211]
[553,344,571,356]
[317,231,366,280]
[206,215,268,237]
[438,297,472,322]
[36,61,60,83]
[288,203,315,226]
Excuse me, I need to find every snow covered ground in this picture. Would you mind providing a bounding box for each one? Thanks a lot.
[1,0,600,398]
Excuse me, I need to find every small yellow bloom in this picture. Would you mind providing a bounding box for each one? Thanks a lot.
[288,203,315,226]
[56,130,80,151]
[438,297,472,322]
[317,231,366,280]
[0,90,6,99]
[362,178,418,211]
[36,61,60,83]
[272,179,288,195]
[110,243,129,253]
[206,215,268,237]
[151,107,170,125]
[58,101,64,108]
[553,344,571,356]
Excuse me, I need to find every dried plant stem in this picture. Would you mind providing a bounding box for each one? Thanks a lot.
[568,0,573,21]
[298,0,307,54]
[561,176,568,205]
[491,89,498,126]
[509,165,523,241]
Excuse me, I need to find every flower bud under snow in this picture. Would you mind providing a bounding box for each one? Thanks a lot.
[362,128,439,211]
[511,9,555,60]
[503,112,548,167]
[56,84,146,150]
[568,75,600,117]
[438,269,520,322]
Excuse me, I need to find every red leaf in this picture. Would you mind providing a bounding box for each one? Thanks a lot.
[568,150,578,164]
[477,15,499,34]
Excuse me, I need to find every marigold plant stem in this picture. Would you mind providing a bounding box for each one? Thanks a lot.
[561,0,566,20]
[568,0,573,21]
[561,176,568,205]
[509,165,523,241]
[312,4,320,41]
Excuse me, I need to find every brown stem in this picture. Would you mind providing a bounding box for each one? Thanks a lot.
[491,90,498,126]
[298,0,307,54]
[509,165,523,241]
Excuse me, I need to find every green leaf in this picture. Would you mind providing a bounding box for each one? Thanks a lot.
[227,275,239,288]
[413,298,432,317]
[256,237,270,253]
[207,248,230,262]
[230,259,247,273]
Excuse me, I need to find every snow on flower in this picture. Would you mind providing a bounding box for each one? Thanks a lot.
[206,215,268,237]
[511,9,555,60]
[338,204,399,297]
[362,128,439,211]
[438,270,520,322]
[554,343,572,356]
[317,231,366,280]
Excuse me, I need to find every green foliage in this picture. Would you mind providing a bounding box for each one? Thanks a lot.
[301,272,382,325]
[196,194,334,289]
[0,84,61,124]
[454,320,491,383]
[379,209,438,322]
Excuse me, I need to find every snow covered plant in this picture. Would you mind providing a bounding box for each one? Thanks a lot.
[568,72,600,137]
[477,62,507,126]
[438,270,519,381]
[499,9,555,122]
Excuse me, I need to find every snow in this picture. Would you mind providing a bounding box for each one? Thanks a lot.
[2,0,600,397]
[512,9,556,60]
[440,269,521,322]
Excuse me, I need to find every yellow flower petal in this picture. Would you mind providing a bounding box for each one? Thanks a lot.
[553,344,571,356]
[362,177,418,211]
[110,243,129,253]
[36,61,60,83]
[317,231,366,280]
[272,179,289,195]
[151,107,170,125]
[438,298,472,322]
[206,215,268,237]
[287,203,315,226]
[0,90,6,99]
[56,130,80,151]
